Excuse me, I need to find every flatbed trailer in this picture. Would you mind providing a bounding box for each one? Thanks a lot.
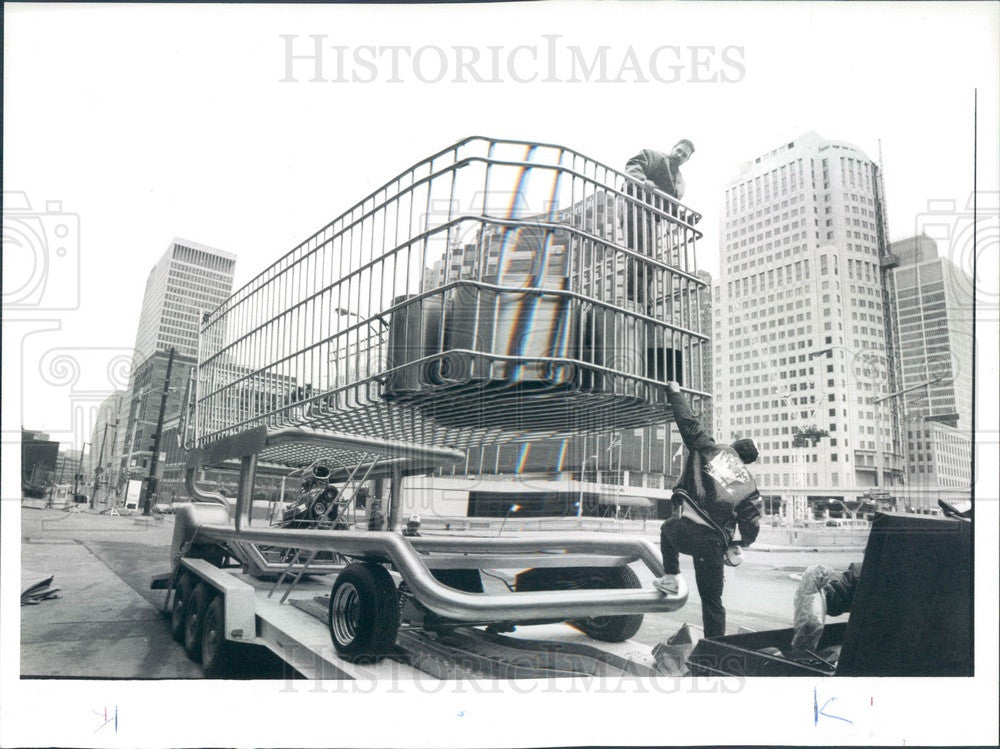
[159,136,708,680]
[161,552,668,680]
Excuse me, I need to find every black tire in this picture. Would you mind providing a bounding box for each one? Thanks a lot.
[170,572,193,643]
[186,543,227,568]
[430,568,484,593]
[514,565,644,643]
[184,582,212,660]
[201,595,244,678]
[328,562,400,663]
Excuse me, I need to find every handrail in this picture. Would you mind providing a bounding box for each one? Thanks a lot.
[211,135,701,316]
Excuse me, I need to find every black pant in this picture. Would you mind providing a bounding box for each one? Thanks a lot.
[660,520,727,639]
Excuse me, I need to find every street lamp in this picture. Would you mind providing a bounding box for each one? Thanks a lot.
[874,375,946,511]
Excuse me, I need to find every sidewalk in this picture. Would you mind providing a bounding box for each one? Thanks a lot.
[20,513,202,679]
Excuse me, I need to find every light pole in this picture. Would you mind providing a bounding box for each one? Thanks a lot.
[873,375,945,510]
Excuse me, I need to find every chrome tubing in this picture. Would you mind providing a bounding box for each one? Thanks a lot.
[194,525,685,620]
[407,533,666,576]
[184,466,232,512]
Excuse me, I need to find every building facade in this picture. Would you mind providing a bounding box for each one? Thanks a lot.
[21,429,59,495]
[88,390,126,503]
[119,350,197,483]
[133,238,236,364]
[714,132,904,521]
[889,234,974,429]
[888,234,974,503]
[119,239,236,501]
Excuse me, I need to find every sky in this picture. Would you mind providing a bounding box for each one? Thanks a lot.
[2,2,999,745]
[3,0,998,455]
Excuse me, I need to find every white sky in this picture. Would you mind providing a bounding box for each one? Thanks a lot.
[2,3,999,746]
[4,2,998,450]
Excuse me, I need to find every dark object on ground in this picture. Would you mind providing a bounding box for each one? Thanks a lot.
[688,512,973,677]
[22,575,60,605]
[689,623,847,676]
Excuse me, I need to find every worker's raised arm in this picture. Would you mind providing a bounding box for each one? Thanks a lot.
[666,381,715,451]
[625,150,653,181]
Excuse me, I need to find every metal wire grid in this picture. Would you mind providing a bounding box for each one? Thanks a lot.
[196,137,707,454]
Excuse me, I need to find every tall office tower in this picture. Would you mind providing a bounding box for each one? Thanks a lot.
[888,234,974,503]
[889,234,973,429]
[133,238,236,365]
[714,132,903,522]
[122,239,235,489]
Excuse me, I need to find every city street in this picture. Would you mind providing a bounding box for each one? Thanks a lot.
[20,506,863,679]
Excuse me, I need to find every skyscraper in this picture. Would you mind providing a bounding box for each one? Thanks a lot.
[714,132,903,521]
[889,234,973,429]
[888,234,974,503]
[121,238,235,491]
[133,238,236,364]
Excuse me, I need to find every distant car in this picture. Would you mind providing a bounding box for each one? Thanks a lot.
[153,503,175,514]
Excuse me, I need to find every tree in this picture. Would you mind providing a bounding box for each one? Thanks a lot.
[792,425,829,448]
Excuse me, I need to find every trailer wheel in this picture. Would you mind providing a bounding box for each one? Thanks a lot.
[184,583,212,660]
[514,565,644,643]
[201,595,243,677]
[170,572,193,643]
[567,566,644,643]
[328,562,400,663]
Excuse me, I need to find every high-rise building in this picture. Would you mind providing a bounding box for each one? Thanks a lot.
[121,239,235,494]
[714,132,903,521]
[887,234,974,503]
[133,238,236,364]
[889,234,974,429]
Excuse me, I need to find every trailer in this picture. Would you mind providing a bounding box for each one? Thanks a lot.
[161,136,709,679]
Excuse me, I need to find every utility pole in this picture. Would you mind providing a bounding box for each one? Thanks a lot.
[142,347,176,515]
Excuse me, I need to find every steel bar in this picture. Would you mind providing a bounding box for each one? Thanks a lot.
[195,524,685,620]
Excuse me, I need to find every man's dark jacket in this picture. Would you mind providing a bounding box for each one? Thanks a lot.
[625,149,686,200]
[668,389,761,546]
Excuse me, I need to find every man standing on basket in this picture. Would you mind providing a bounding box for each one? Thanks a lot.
[654,381,762,639]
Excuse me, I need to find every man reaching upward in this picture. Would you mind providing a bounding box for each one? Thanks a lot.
[654,381,761,639]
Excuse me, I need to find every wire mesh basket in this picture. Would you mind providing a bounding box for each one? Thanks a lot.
[195,136,708,456]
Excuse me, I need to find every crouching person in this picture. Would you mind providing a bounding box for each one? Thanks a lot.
[653,381,762,639]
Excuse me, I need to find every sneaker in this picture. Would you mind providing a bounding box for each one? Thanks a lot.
[653,574,680,595]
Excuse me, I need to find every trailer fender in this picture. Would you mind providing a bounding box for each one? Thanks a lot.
[180,558,257,644]
[172,502,232,570]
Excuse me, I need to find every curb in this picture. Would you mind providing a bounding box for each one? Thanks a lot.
[751,545,866,553]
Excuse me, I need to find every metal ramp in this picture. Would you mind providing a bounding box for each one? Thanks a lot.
[289,594,659,680]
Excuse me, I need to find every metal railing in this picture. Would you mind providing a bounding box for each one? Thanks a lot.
[194,522,686,621]
[196,136,708,456]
